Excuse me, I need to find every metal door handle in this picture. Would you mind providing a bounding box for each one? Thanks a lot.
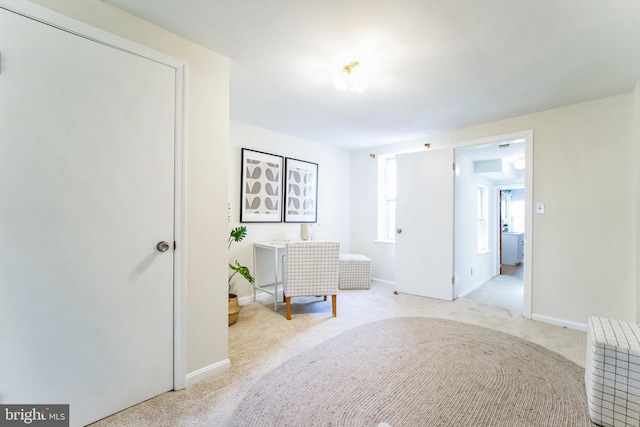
[396,228,402,234]
[156,241,170,252]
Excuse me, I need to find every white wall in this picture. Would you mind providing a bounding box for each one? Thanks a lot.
[454,153,497,297]
[352,91,637,327]
[30,0,232,377]
[229,121,352,300]
[348,156,379,281]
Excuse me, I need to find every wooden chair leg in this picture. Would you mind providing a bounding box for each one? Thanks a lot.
[286,296,292,320]
[332,295,337,317]
[323,295,327,301]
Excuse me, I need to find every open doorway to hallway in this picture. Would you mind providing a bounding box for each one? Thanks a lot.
[455,138,527,314]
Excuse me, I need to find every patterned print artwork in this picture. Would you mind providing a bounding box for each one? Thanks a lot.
[285,158,318,223]
[286,167,315,214]
[245,159,280,212]
[241,149,283,222]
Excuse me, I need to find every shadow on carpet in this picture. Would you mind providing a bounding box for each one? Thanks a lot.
[227,317,594,427]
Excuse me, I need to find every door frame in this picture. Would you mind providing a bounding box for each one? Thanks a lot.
[1,0,188,389]
[451,130,533,319]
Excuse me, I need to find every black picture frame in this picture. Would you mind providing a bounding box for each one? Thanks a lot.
[240,148,284,223]
[284,157,318,223]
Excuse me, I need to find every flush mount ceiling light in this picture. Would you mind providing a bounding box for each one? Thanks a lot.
[333,61,368,93]
[514,157,526,170]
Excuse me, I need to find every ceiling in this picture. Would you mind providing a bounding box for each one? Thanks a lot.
[458,139,524,162]
[103,0,640,152]
[458,139,525,183]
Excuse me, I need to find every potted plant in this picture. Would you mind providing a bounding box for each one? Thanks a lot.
[228,226,254,325]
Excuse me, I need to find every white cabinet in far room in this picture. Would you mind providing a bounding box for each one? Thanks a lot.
[502,232,524,265]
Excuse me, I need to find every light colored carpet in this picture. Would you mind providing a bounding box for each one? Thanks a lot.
[89,281,588,427]
[228,317,593,426]
[465,274,523,312]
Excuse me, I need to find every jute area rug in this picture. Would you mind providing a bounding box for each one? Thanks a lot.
[228,317,594,427]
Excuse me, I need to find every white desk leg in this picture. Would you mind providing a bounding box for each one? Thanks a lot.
[273,247,278,311]
[252,245,257,302]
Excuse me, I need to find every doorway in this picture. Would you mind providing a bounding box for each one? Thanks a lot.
[469,186,526,311]
[453,132,532,317]
[468,187,525,313]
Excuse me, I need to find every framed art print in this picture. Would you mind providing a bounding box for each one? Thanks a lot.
[284,157,318,223]
[240,148,283,222]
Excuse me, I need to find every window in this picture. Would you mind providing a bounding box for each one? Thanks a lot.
[377,155,396,242]
[501,189,524,233]
[477,186,489,252]
[509,200,524,233]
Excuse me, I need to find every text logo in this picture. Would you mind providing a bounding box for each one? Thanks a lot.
[0,405,69,427]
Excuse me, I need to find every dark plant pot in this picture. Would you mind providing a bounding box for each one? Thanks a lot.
[228,293,240,326]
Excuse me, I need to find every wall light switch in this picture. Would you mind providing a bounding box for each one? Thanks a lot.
[536,203,545,214]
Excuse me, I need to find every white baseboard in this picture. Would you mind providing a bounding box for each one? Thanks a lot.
[238,280,395,305]
[371,278,394,286]
[456,275,493,299]
[238,294,255,305]
[238,284,279,306]
[185,358,230,387]
[531,313,587,331]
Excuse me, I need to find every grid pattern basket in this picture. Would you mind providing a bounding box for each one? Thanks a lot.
[338,254,372,290]
[586,316,640,427]
[282,241,340,297]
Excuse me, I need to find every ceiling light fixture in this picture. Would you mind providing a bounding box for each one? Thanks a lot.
[514,158,525,170]
[333,61,368,93]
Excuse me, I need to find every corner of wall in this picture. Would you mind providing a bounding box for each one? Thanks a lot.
[635,82,640,323]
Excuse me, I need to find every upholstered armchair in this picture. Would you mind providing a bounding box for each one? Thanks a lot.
[282,241,340,320]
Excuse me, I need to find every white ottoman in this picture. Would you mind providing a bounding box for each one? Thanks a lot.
[586,317,640,427]
[338,254,371,290]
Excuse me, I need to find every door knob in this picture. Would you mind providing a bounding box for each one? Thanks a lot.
[396,228,402,234]
[156,241,171,252]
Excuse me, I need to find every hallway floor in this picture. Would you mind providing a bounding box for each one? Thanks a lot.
[464,263,524,312]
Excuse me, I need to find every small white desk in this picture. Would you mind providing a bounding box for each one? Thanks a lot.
[252,241,288,311]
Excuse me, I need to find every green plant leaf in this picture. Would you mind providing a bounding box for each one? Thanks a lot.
[228,226,253,294]
[229,261,254,284]
[228,226,248,249]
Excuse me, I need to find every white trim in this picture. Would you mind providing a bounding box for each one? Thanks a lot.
[0,0,184,69]
[523,130,534,320]
[531,314,587,332]
[245,278,396,304]
[635,82,640,324]
[372,278,395,286]
[451,130,534,319]
[172,63,187,390]
[246,278,396,301]
[239,294,257,305]
[448,131,528,151]
[1,0,188,391]
[185,359,231,388]
[456,274,494,298]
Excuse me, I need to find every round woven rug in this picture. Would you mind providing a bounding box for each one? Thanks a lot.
[228,317,593,426]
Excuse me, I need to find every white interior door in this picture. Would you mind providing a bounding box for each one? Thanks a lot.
[395,148,454,301]
[0,8,176,426]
